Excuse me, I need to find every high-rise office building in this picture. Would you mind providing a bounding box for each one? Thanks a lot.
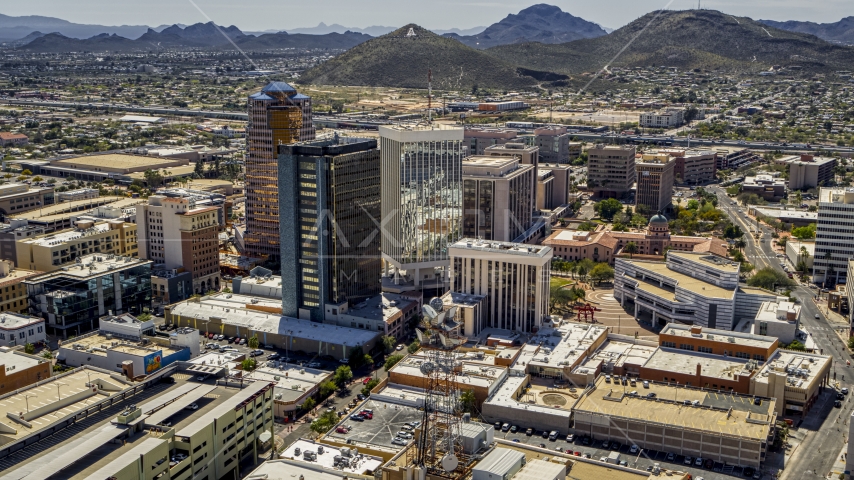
[462,156,535,242]
[587,144,637,198]
[136,195,221,295]
[636,154,675,214]
[815,187,854,286]
[278,136,381,321]
[535,126,576,164]
[379,124,464,291]
[245,82,315,259]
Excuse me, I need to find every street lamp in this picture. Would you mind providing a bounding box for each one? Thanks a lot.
[55,382,67,401]
[23,394,37,413]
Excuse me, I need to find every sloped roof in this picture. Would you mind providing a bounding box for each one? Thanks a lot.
[261,81,297,93]
[249,92,274,101]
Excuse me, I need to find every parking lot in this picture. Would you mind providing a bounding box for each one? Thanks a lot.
[324,399,424,449]
[498,426,766,479]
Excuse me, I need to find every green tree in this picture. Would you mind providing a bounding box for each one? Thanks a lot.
[21,169,32,176]
[319,381,336,399]
[347,346,366,368]
[241,358,257,372]
[460,389,476,413]
[333,365,353,388]
[785,340,806,351]
[361,378,379,396]
[595,198,623,221]
[302,397,316,412]
[248,334,260,350]
[24,343,34,354]
[747,267,794,291]
[381,335,396,354]
[407,340,420,354]
[791,223,816,240]
[623,242,639,258]
[550,283,573,310]
[143,169,164,188]
[589,263,615,284]
[310,411,339,435]
[136,312,152,322]
[385,354,404,371]
[42,350,53,359]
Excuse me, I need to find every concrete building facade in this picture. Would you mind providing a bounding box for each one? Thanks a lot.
[450,239,552,334]
[814,187,854,285]
[137,195,221,294]
[534,126,574,164]
[16,219,137,272]
[635,154,675,214]
[464,127,518,155]
[587,144,637,198]
[785,154,836,190]
[462,156,535,242]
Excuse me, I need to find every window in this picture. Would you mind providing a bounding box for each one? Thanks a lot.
[698,346,713,354]
[662,341,676,348]
[679,344,695,351]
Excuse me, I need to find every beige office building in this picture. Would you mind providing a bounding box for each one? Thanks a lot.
[484,142,539,167]
[784,154,836,190]
[462,156,535,242]
[0,183,54,218]
[16,219,137,271]
[464,127,518,155]
[636,154,675,213]
[587,144,637,198]
[137,195,222,294]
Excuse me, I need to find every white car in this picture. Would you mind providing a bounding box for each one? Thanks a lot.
[185,403,198,411]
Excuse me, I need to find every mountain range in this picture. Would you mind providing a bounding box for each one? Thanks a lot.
[445,4,607,48]
[488,9,854,76]
[277,23,486,37]
[759,17,854,45]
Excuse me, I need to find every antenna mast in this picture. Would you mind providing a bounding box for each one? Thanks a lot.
[428,69,433,123]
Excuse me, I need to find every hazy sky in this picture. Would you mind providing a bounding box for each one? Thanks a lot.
[4,0,850,31]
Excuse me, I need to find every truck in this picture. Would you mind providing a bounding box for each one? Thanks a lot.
[606,452,621,465]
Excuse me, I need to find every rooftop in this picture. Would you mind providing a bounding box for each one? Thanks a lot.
[450,239,552,259]
[247,364,332,403]
[19,221,117,247]
[780,154,835,166]
[669,251,740,273]
[280,439,383,475]
[51,154,186,171]
[169,294,378,347]
[753,349,831,389]
[0,349,43,372]
[643,347,756,381]
[390,354,505,389]
[27,254,150,281]
[526,322,609,369]
[0,312,44,331]
[0,183,51,198]
[10,196,141,222]
[573,376,775,441]
[621,258,735,300]
[244,459,374,480]
[344,293,415,323]
[60,331,183,359]
[322,397,425,451]
[660,324,777,349]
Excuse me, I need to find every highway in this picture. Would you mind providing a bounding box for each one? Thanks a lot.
[710,186,852,479]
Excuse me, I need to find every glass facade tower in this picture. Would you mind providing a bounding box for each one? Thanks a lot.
[278,136,381,321]
[379,125,464,290]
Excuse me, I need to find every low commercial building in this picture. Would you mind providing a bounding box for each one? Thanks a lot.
[0,261,41,315]
[0,219,44,266]
[56,188,99,203]
[0,132,28,146]
[735,300,801,344]
[165,293,380,360]
[639,108,685,128]
[323,293,420,340]
[786,240,814,272]
[749,206,817,227]
[462,156,536,242]
[232,362,332,421]
[472,447,526,480]
[478,101,528,112]
[783,154,836,190]
[751,348,831,416]
[24,253,152,338]
[57,327,192,375]
[743,174,786,201]
[464,127,518,155]
[716,147,760,170]
[387,353,508,407]
[151,267,193,308]
[0,312,46,348]
[0,183,54,219]
[615,251,778,330]
[0,349,51,395]
[450,239,552,334]
[8,196,143,233]
[37,153,190,182]
[15,219,138,271]
[572,376,776,468]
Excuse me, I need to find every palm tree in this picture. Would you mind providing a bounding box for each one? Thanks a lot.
[624,242,639,259]
[734,238,746,251]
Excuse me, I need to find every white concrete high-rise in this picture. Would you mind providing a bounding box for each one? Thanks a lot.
[380,124,465,291]
[814,187,854,285]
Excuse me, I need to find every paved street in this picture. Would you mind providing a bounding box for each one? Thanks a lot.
[711,186,854,479]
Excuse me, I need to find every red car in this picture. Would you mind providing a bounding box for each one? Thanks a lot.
[362,377,370,385]
[336,426,350,433]
[359,411,373,419]
[573,451,581,456]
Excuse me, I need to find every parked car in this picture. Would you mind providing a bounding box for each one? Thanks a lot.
[525,428,533,436]
[565,433,574,442]
[695,457,703,467]
[629,445,639,454]
[356,394,366,401]
[363,377,371,385]
[307,362,321,368]
[217,334,225,341]
[350,414,364,421]
[268,353,280,360]
[502,423,510,432]
[250,349,264,357]
[228,337,235,344]
[336,426,350,433]
[666,453,675,462]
